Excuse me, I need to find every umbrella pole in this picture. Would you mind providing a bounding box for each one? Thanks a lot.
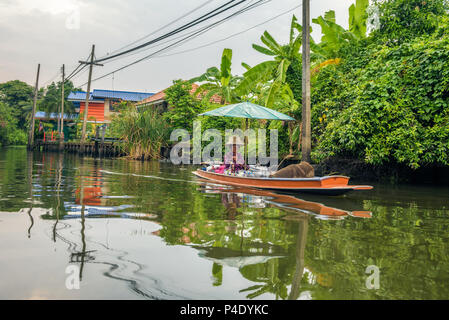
[244,118,248,167]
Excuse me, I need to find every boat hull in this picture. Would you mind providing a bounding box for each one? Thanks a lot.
[193,170,373,196]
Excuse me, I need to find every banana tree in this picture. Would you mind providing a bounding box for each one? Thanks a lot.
[312,0,369,62]
[189,48,241,104]
[235,15,302,109]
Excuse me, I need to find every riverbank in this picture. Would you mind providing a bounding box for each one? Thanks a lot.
[17,143,449,186]
[313,158,449,185]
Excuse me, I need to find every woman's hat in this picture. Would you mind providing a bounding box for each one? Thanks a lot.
[225,135,244,146]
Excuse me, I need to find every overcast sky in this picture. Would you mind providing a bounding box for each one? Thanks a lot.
[0,0,356,93]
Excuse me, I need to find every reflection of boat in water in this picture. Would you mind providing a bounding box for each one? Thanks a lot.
[199,184,372,220]
[193,170,373,196]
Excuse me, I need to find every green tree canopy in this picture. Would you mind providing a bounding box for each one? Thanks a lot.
[163,80,203,130]
[38,80,79,115]
[0,80,33,128]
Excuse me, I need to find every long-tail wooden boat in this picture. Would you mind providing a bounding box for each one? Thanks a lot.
[193,169,373,196]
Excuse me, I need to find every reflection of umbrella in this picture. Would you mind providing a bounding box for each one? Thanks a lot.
[202,255,280,269]
[199,101,294,121]
[197,247,284,269]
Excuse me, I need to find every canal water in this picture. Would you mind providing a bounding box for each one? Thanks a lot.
[0,146,448,300]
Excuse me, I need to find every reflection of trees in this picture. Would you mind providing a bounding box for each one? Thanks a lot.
[157,186,306,298]
[0,148,30,212]
[304,201,449,299]
[43,160,449,299]
[237,217,309,300]
[289,217,308,300]
[221,193,240,220]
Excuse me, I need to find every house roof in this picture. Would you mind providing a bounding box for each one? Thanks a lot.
[68,90,154,102]
[137,90,167,105]
[136,83,223,106]
[92,89,154,102]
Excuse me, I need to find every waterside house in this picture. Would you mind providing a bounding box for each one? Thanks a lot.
[68,89,154,124]
[135,83,222,112]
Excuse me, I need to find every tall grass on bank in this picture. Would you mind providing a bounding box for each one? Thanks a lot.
[110,107,171,160]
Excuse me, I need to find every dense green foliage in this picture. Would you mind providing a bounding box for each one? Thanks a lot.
[0,102,27,146]
[163,80,204,131]
[38,80,78,115]
[310,1,449,168]
[0,80,34,145]
[371,0,449,44]
[109,106,171,160]
[228,0,449,168]
[0,79,79,146]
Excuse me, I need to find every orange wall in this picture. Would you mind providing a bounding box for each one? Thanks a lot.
[80,102,105,122]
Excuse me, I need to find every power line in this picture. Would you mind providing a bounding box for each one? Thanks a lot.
[155,4,303,58]
[41,70,61,87]
[84,1,269,86]
[66,62,85,80]
[99,0,260,66]
[65,52,92,84]
[94,0,248,64]
[80,0,270,86]
[97,0,217,60]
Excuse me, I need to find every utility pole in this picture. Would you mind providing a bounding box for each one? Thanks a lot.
[28,63,40,150]
[79,45,103,154]
[301,0,311,163]
[59,64,65,151]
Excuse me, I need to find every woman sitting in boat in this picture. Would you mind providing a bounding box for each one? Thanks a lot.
[214,136,247,174]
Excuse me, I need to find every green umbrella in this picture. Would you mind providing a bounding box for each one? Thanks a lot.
[199,102,295,167]
[198,101,295,121]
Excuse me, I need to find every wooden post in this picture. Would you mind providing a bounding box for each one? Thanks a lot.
[101,125,106,158]
[28,64,40,150]
[59,64,65,151]
[80,45,95,154]
[301,0,312,163]
[244,118,248,166]
[80,45,103,154]
[101,125,106,144]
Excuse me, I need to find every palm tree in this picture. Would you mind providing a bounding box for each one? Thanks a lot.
[189,48,241,105]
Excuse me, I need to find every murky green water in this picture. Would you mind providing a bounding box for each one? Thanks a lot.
[0,147,448,300]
